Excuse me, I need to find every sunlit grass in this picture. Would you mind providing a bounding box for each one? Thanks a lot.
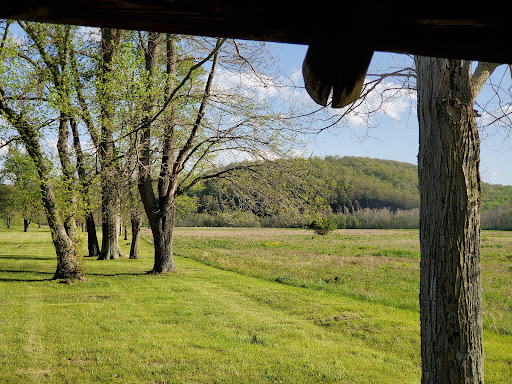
[0,226,510,383]
[174,227,512,336]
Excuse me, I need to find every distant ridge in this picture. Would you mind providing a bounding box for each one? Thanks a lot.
[188,156,512,229]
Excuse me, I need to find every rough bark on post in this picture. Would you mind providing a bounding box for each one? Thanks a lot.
[416,56,484,384]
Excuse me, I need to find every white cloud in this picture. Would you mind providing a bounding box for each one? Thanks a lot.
[334,79,417,127]
[77,26,101,43]
[213,67,283,102]
[215,147,304,165]
[209,47,417,145]
[0,139,8,156]
[480,168,499,183]
[479,105,512,129]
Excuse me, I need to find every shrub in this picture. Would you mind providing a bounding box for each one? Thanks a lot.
[306,216,337,235]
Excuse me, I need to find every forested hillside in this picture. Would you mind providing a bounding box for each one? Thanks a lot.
[180,156,512,230]
[3,156,512,230]
[481,183,512,230]
[193,156,418,212]
[319,156,419,212]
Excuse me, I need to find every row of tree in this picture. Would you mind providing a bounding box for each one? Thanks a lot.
[0,147,44,230]
[0,21,318,279]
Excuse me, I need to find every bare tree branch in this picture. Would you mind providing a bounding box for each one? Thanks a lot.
[232,39,268,88]
[126,37,227,142]
[177,163,261,196]
[172,37,223,178]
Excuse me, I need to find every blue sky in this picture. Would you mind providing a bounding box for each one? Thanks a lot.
[270,42,512,186]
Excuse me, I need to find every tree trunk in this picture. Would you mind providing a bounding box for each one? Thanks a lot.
[56,115,78,239]
[85,212,100,257]
[416,56,484,384]
[146,201,177,273]
[99,204,122,260]
[51,223,82,280]
[129,212,142,259]
[98,28,124,261]
[70,117,101,258]
[23,218,30,232]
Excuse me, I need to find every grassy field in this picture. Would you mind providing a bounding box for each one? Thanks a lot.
[0,227,510,383]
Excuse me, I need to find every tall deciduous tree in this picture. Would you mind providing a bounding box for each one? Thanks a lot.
[0,21,84,280]
[68,40,102,257]
[135,34,302,273]
[20,22,80,236]
[137,32,192,273]
[98,28,125,260]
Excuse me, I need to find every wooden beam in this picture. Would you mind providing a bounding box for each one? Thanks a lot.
[1,3,510,63]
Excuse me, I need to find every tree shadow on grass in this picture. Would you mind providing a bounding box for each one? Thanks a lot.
[0,269,152,281]
[0,269,54,282]
[86,272,148,277]
[0,254,55,261]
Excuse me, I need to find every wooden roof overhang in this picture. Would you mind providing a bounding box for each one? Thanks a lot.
[1,2,510,107]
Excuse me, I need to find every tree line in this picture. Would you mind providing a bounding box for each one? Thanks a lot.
[0,21,314,279]
[5,152,512,232]
[174,156,512,230]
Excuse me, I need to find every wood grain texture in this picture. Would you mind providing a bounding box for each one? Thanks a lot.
[1,3,511,63]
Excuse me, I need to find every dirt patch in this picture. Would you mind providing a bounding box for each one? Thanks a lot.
[16,368,54,376]
[68,357,93,364]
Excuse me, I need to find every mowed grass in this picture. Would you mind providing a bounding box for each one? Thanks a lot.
[0,227,510,383]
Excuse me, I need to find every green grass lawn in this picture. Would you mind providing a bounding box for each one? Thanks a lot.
[0,227,510,383]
